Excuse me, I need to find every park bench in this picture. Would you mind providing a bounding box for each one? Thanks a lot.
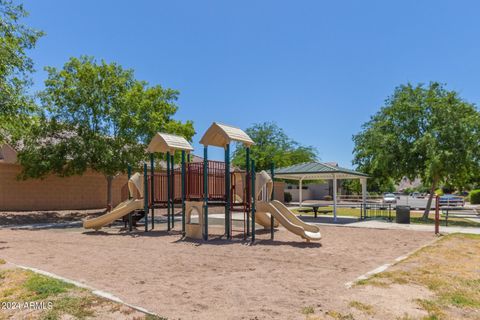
[317,209,333,215]
[298,205,333,218]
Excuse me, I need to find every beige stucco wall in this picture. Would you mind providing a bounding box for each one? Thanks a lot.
[273,181,285,203]
[0,163,127,211]
[0,144,18,163]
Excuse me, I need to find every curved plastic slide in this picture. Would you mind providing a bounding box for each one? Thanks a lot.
[83,199,144,230]
[255,210,280,229]
[256,200,321,241]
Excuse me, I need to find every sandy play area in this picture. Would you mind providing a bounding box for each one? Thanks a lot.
[0,217,435,319]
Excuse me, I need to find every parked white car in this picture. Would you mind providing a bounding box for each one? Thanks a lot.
[383,193,397,204]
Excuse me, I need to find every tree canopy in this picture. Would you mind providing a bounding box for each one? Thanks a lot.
[18,56,195,208]
[232,122,317,171]
[0,0,43,144]
[342,176,395,195]
[353,82,480,217]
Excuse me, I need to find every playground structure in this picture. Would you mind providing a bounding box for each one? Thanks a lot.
[196,122,255,240]
[83,122,321,242]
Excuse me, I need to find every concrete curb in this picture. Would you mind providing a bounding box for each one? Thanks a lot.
[344,236,441,288]
[11,262,158,317]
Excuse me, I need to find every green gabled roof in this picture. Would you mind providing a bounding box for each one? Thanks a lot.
[275,162,368,179]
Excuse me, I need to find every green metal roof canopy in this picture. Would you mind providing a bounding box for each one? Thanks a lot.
[275,162,368,180]
[275,162,368,223]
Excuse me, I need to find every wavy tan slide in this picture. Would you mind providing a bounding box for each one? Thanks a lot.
[255,208,280,229]
[256,201,321,241]
[83,173,144,231]
[254,170,321,241]
[254,171,279,229]
[271,200,321,240]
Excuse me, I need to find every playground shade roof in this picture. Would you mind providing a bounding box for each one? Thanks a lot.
[199,122,254,148]
[275,162,368,180]
[147,133,194,153]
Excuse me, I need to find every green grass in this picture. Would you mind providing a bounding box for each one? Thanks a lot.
[301,306,314,315]
[145,315,169,320]
[24,273,74,300]
[348,301,374,315]
[41,296,96,320]
[0,258,6,265]
[293,206,480,227]
[410,215,480,228]
[415,299,444,319]
[356,234,480,319]
[325,310,355,319]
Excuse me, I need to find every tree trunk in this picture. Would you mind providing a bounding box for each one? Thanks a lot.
[422,180,437,220]
[106,175,114,212]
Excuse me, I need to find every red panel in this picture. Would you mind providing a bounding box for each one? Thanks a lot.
[120,160,244,205]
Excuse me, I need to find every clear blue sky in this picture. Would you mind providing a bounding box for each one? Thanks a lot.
[24,0,480,167]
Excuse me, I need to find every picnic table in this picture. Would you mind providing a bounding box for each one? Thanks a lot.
[298,203,332,218]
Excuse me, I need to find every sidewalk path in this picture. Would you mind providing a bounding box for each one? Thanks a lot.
[314,219,480,235]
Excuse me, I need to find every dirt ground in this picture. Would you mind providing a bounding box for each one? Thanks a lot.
[0,214,435,320]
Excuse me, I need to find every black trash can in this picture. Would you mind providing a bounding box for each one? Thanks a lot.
[396,205,410,224]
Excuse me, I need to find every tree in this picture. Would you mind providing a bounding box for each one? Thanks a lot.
[342,177,395,195]
[18,56,195,209]
[0,0,43,144]
[232,122,317,171]
[353,82,480,218]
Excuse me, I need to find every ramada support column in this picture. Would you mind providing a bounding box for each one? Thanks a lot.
[299,177,304,207]
[333,173,338,223]
[361,177,367,220]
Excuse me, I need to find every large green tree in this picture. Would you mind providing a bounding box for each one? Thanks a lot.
[18,56,195,209]
[353,82,480,218]
[0,0,43,144]
[342,176,395,195]
[232,122,317,171]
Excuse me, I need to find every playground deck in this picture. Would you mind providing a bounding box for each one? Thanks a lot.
[0,218,434,319]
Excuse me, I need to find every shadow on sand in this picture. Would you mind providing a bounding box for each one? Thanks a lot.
[81,227,321,248]
[0,210,104,226]
[4,214,322,248]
